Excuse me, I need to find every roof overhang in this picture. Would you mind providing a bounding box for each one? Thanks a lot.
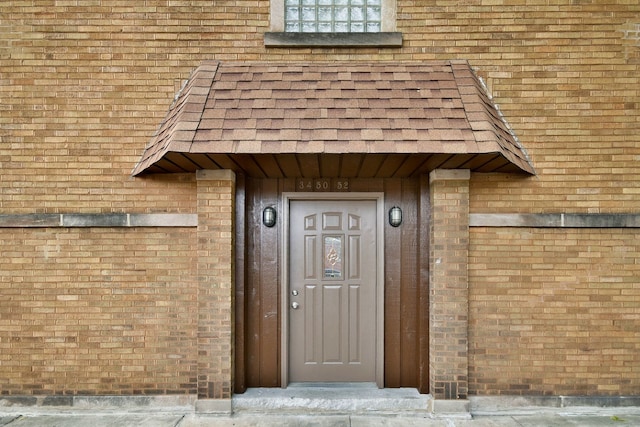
[132,61,535,178]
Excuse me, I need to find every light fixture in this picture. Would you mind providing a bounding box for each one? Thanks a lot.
[389,206,402,227]
[262,206,277,227]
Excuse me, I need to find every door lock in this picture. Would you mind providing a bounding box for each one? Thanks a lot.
[291,302,300,309]
[291,290,299,296]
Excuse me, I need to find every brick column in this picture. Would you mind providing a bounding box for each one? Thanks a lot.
[195,170,235,412]
[429,169,470,406]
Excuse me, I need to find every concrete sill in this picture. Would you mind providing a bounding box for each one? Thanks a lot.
[264,32,403,47]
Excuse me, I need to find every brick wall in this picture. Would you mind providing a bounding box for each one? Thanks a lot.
[195,170,236,400]
[2,1,638,214]
[429,170,470,400]
[0,227,198,395]
[469,227,640,396]
[1,0,639,398]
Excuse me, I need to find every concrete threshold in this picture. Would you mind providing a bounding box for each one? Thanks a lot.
[232,383,432,415]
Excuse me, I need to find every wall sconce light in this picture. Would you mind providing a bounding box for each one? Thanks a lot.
[262,206,277,228]
[389,206,402,227]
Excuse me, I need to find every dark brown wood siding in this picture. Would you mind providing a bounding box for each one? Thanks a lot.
[235,177,429,393]
[234,174,247,392]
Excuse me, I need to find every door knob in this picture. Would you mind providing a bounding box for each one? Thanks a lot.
[291,302,300,309]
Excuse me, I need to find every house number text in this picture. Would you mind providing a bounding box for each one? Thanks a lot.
[297,179,350,192]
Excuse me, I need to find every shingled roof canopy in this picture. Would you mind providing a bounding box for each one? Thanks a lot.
[132,61,534,178]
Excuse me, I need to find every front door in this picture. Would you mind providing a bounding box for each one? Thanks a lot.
[288,199,378,383]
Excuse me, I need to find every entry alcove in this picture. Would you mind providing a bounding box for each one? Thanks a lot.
[234,175,431,393]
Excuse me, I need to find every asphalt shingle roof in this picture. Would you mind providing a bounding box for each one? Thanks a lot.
[132,60,534,176]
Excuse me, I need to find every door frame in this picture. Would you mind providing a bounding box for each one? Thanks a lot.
[281,192,385,388]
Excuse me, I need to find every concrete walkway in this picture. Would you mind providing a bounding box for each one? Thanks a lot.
[3,410,640,426]
[2,385,640,426]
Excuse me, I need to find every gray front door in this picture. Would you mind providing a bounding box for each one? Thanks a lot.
[288,199,378,382]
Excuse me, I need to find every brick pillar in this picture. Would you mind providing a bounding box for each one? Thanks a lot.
[429,169,470,403]
[196,170,235,411]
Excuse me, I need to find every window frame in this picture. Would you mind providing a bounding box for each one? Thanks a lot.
[266,0,401,47]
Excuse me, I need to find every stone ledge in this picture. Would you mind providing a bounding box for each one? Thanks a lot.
[129,213,198,227]
[264,32,403,47]
[63,213,127,227]
[0,214,60,228]
[0,213,197,228]
[470,213,640,228]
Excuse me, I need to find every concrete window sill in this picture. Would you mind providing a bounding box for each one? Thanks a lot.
[264,32,403,47]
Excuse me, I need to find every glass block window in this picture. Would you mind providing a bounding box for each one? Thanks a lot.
[285,0,382,33]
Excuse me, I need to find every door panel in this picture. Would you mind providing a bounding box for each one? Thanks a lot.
[289,199,377,382]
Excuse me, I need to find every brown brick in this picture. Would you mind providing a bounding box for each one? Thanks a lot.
[2,0,639,400]
[469,227,640,396]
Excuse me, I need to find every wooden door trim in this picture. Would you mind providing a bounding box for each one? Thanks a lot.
[281,192,385,388]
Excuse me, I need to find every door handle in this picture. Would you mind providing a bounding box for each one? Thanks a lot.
[291,302,300,309]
